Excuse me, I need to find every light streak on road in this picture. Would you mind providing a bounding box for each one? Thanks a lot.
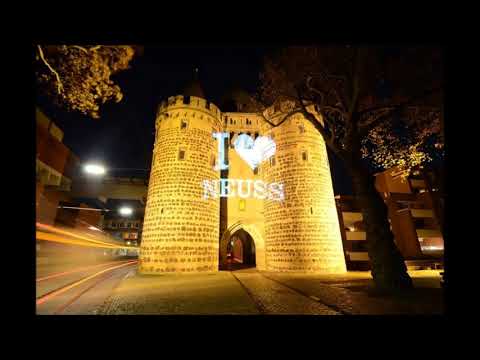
[36,260,135,282]
[36,260,138,306]
[36,222,138,250]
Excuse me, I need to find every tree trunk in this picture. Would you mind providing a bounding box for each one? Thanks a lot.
[350,163,413,292]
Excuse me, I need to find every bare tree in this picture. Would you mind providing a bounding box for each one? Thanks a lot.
[257,46,443,292]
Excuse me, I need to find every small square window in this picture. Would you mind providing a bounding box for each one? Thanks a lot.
[178,149,186,160]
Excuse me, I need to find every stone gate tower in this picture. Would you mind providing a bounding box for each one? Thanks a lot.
[261,108,347,273]
[140,77,346,274]
[139,79,223,274]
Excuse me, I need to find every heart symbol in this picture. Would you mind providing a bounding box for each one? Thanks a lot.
[234,134,276,170]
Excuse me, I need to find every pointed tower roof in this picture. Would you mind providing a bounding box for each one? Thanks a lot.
[183,68,206,99]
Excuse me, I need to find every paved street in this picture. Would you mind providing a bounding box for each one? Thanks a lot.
[37,256,443,315]
[36,259,138,315]
[99,268,443,315]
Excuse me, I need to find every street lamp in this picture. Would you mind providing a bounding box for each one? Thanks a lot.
[83,163,149,177]
[119,207,133,216]
[84,163,106,176]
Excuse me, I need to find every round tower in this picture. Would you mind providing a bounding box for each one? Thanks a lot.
[261,105,347,273]
[139,79,223,274]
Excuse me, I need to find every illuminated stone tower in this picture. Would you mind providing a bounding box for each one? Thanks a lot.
[141,77,346,274]
[261,106,347,273]
[139,77,223,274]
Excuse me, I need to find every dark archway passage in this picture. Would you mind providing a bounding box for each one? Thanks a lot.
[225,229,256,270]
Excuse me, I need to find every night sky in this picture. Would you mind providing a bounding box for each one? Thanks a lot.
[37,45,353,195]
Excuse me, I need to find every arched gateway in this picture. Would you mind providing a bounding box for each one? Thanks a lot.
[219,222,265,270]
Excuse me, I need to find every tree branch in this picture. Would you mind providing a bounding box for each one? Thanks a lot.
[37,45,63,94]
[306,76,325,106]
[295,86,346,160]
[358,86,443,117]
[358,86,443,137]
[258,108,302,129]
[71,45,89,53]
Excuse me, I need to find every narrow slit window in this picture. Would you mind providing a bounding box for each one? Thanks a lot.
[270,156,276,166]
[180,119,188,130]
[302,151,308,161]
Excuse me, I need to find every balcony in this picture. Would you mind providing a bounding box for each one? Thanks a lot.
[410,209,434,218]
[346,251,369,261]
[346,231,366,241]
[416,229,442,238]
[342,212,363,223]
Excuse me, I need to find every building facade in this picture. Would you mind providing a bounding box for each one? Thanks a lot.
[36,108,80,225]
[336,166,444,270]
[139,83,346,274]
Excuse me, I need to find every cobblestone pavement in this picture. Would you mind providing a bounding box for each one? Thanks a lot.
[263,271,444,315]
[231,270,341,315]
[100,271,259,315]
[100,268,443,315]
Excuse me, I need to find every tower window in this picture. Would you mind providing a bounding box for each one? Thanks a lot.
[180,119,188,130]
[270,156,276,166]
[302,151,308,161]
[253,167,259,175]
[239,199,246,211]
[183,95,191,105]
[299,124,305,133]
[178,149,186,160]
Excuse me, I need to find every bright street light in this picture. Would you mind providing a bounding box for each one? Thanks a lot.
[119,207,133,216]
[84,163,106,176]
